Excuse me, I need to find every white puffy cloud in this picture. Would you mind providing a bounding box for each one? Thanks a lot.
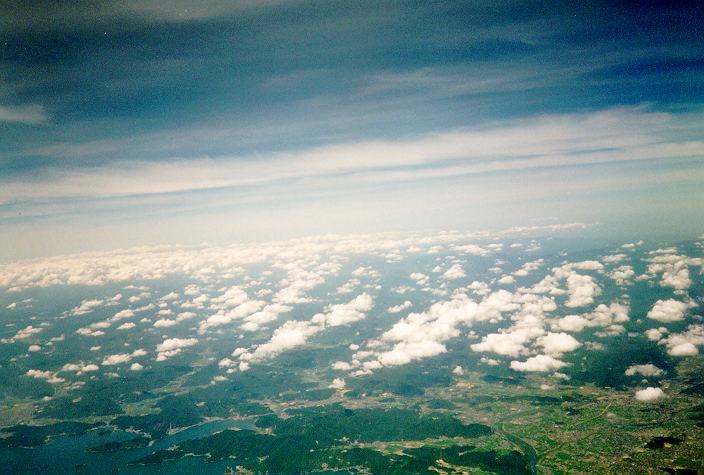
[26,369,64,384]
[6,298,33,310]
[324,293,374,326]
[667,342,698,356]
[643,250,702,293]
[552,314,589,333]
[572,260,604,271]
[244,320,319,362]
[659,324,704,356]
[551,303,629,333]
[621,241,644,249]
[336,279,360,294]
[388,301,412,313]
[468,281,490,296]
[625,364,664,377]
[238,294,374,365]
[513,259,544,277]
[510,354,568,372]
[335,290,521,372]
[647,299,688,323]
[116,322,135,330]
[532,263,601,308]
[69,299,104,316]
[130,363,144,371]
[538,332,582,355]
[1,325,43,343]
[61,362,99,374]
[452,244,492,256]
[472,329,537,357]
[602,253,626,263]
[442,264,466,280]
[154,318,177,328]
[480,356,500,366]
[564,273,600,308]
[645,327,668,341]
[609,265,635,286]
[410,272,429,285]
[0,228,577,298]
[155,338,198,361]
[498,275,515,285]
[102,348,147,365]
[160,292,180,302]
[241,303,293,332]
[328,377,346,390]
[377,340,448,366]
[199,287,267,332]
[76,327,104,337]
[111,309,135,321]
[634,387,665,402]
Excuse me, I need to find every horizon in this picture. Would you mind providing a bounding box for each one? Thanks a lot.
[1,1,703,258]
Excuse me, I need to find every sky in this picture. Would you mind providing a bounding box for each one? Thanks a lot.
[1,0,703,259]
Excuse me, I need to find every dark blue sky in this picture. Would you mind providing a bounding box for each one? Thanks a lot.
[1,1,703,257]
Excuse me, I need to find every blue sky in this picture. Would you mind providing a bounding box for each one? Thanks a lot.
[1,0,703,258]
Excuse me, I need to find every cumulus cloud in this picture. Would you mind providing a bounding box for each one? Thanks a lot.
[348,289,525,374]
[564,273,600,308]
[102,354,133,365]
[102,348,147,365]
[602,253,626,263]
[328,377,346,390]
[571,260,604,271]
[240,303,293,332]
[410,272,429,285]
[388,301,412,313]
[238,294,374,365]
[154,318,177,328]
[61,362,99,375]
[551,303,629,333]
[644,250,702,292]
[510,354,568,372]
[480,356,500,366]
[324,293,374,326]
[609,265,635,286]
[452,244,492,256]
[625,364,664,378]
[156,338,198,361]
[659,324,704,356]
[244,320,319,362]
[513,259,544,277]
[111,309,135,321]
[160,292,179,301]
[472,329,538,357]
[647,299,688,323]
[1,325,43,343]
[667,342,698,356]
[442,264,466,280]
[634,387,665,402]
[26,369,64,384]
[645,327,668,341]
[468,281,490,296]
[198,286,267,332]
[538,332,582,355]
[69,299,104,316]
